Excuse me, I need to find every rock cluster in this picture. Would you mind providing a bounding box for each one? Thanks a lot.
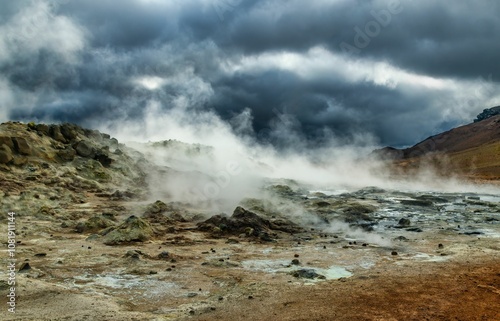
[0,122,117,166]
[474,106,500,122]
[197,206,303,240]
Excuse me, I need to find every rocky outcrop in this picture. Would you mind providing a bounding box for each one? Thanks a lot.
[474,106,500,122]
[197,206,302,240]
[102,215,155,245]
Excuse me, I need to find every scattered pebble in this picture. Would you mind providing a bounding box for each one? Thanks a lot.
[391,251,398,256]
[19,262,31,272]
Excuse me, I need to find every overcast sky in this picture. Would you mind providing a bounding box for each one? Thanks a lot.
[1,0,499,147]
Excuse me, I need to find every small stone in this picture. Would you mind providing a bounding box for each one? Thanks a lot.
[391,251,398,256]
[398,218,411,227]
[149,271,158,275]
[291,259,300,265]
[218,296,224,301]
[438,244,444,249]
[248,295,254,299]
[187,292,198,298]
[166,268,172,271]
[294,254,299,258]
[158,251,170,259]
[19,262,31,272]
[34,253,47,257]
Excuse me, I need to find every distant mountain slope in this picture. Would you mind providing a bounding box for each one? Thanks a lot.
[374,108,500,180]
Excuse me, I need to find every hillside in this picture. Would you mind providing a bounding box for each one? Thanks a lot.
[374,110,500,180]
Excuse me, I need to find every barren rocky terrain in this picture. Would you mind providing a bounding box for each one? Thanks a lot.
[0,121,499,321]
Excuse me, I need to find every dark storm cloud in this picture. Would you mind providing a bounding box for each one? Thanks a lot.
[1,0,499,147]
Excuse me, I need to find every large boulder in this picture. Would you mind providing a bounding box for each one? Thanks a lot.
[12,137,31,155]
[35,124,50,135]
[49,125,67,143]
[0,144,13,164]
[74,140,95,158]
[60,123,79,142]
[57,146,76,162]
[102,215,154,245]
[0,136,14,149]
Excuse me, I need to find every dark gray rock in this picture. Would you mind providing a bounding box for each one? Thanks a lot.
[75,140,95,158]
[290,269,326,279]
[474,106,500,122]
[397,218,411,227]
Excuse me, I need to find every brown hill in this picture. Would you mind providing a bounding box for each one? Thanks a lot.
[374,114,500,180]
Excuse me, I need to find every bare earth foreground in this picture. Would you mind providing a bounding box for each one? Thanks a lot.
[0,122,499,320]
[1,195,499,321]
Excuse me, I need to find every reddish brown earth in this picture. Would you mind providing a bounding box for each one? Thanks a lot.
[202,259,500,321]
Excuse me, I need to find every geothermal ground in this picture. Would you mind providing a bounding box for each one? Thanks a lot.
[2,189,500,321]
[0,122,499,320]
